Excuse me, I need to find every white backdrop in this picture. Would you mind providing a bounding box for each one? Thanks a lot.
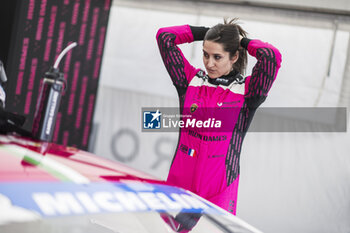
[93,2,350,233]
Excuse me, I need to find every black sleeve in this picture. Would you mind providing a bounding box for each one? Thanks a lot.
[240,38,252,50]
[189,26,210,41]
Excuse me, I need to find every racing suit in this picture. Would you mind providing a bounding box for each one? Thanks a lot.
[156,25,282,215]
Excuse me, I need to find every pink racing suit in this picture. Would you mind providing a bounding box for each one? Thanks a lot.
[156,25,282,215]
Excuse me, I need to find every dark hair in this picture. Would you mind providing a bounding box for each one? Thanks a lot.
[204,18,248,75]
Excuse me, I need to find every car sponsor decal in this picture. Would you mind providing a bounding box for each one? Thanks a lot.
[0,193,41,225]
[0,182,221,217]
[0,144,90,184]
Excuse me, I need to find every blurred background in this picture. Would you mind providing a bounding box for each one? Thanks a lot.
[92,0,350,232]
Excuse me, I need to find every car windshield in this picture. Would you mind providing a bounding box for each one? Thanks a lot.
[1,211,254,233]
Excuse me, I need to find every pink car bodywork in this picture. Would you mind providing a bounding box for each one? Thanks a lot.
[0,134,263,233]
[0,134,159,183]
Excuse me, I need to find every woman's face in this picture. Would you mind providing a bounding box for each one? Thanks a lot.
[203,40,238,79]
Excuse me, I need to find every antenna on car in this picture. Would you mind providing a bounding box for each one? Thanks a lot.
[32,42,78,142]
[53,42,77,69]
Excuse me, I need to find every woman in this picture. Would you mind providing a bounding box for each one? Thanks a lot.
[156,19,282,215]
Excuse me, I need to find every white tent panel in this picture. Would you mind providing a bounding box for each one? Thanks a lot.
[100,6,197,98]
[100,6,348,107]
[318,30,350,106]
[239,130,350,232]
[93,86,179,178]
[241,0,350,12]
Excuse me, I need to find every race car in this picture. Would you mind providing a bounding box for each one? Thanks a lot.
[0,52,262,232]
[0,133,262,233]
